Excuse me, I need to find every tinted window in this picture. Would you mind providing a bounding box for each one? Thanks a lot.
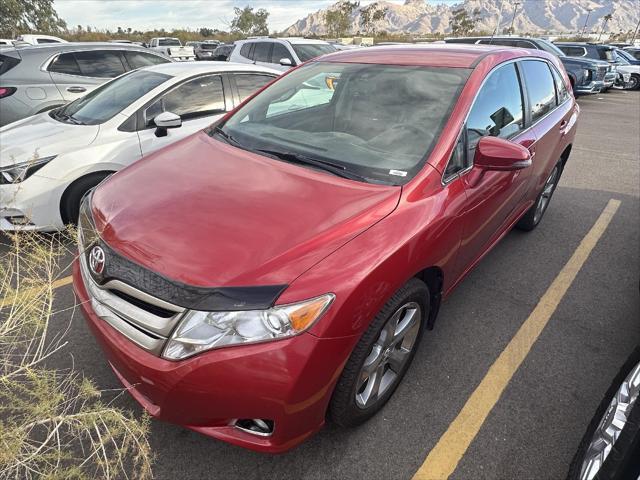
[158,38,181,46]
[124,51,169,69]
[515,40,536,49]
[240,43,253,59]
[37,38,61,44]
[550,65,569,104]
[48,53,81,75]
[56,70,169,125]
[290,44,336,62]
[221,63,470,184]
[253,42,272,63]
[559,46,586,57]
[0,54,21,75]
[479,39,518,47]
[235,74,275,102]
[271,43,293,64]
[599,48,615,61]
[73,50,127,78]
[466,62,524,156]
[521,60,556,121]
[444,132,467,178]
[145,74,225,124]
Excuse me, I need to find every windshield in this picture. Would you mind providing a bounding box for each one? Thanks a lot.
[615,49,633,64]
[291,44,336,62]
[216,62,470,184]
[159,38,181,46]
[537,39,566,57]
[55,70,170,125]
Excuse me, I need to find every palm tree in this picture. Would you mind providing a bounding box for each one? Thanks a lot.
[598,13,613,40]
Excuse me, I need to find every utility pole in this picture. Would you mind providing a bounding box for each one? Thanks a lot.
[492,0,504,38]
[581,8,592,37]
[509,1,520,35]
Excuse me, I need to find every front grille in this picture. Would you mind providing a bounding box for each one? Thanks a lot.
[109,289,176,318]
[596,66,607,81]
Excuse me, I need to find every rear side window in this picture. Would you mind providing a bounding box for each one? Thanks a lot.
[599,49,615,61]
[240,43,253,60]
[550,65,570,104]
[253,42,272,63]
[235,74,274,102]
[559,46,586,57]
[0,54,21,75]
[37,39,61,44]
[466,62,524,155]
[271,43,293,64]
[521,60,556,122]
[49,50,127,78]
[124,51,169,69]
[145,74,226,124]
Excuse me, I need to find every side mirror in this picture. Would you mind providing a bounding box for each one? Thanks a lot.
[474,136,531,171]
[154,111,181,137]
[279,57,293,67]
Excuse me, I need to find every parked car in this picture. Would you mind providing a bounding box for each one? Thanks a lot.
[0,43,171,126]
[211,43,234,61]
[614,47,640,65]
[0,39,13,46]
[623,47,640,61]
[568,347,640,480]
[187,40,221,60]
[555,42,619,91]
[611,50,640,90]
[229,37,336,71]
[16,34,67,45]
[148,37,195,61]
[445,36,611,95]
[0,62,279,230]
[73,44,578,452]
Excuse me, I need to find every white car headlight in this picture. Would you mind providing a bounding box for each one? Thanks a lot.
[163,293,335,360]
[0,155,56,184]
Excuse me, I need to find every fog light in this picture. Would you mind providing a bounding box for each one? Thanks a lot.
[233,418,274,437]
[6,215,33,226]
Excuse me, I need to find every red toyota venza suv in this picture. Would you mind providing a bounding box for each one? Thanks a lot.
[73,45,579,453]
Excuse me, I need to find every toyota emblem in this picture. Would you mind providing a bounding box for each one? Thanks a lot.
[89,245,106,275]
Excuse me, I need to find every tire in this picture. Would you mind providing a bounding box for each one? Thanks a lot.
[626,74,640,91]
[516,161,563,232]
[60,172,112,225]
[329,278,429,427]
[567,347,640,480]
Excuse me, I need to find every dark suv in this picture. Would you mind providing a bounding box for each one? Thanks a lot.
[555,42,619,91]
[445,37,611,94]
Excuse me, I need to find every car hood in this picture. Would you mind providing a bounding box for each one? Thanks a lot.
[92,132,401,288]
[0,112,99,167]
[560,56,608,68]
[618,64,640,74]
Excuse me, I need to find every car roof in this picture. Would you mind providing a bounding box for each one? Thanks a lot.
[5,42,153,52]
[279,37,330,45]
[143,61,280,76]
[318,44,544,69]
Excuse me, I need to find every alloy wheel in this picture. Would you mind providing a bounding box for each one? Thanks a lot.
[355,302,422,409]
[579,361,640,480]
[534,166,560,224]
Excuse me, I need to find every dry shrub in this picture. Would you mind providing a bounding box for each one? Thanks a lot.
[0,230,153,479]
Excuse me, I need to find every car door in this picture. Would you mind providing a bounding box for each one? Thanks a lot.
[520,59,573,199]
[137,73,229,156]
[252,42,274,69]
[48,50,127,101]
[456,61,536,270]
[270,43,295,71]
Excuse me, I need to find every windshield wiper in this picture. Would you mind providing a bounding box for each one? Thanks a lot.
[52,108,83,125]
[254,148,369,182]
[211,126,242,147]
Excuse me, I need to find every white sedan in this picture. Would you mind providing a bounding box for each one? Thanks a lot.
[0,62,280,231]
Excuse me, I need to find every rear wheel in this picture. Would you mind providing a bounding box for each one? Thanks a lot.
[60,172,112,225]
[626,74,640,91]
[516,162,562,231]
[329,278,429,427]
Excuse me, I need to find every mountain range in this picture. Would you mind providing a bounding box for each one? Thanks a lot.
[284,0,640,36]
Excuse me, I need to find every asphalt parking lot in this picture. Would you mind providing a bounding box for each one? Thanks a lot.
[1,89,639,479]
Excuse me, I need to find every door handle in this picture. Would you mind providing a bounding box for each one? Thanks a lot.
[66,86,86,93]
[559,119,568,129]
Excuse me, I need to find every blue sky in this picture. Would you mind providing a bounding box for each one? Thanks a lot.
[55,0,459,32]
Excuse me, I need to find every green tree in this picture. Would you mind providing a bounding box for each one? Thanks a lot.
[230,6,269,36]
[450,7,481,37]
[325,1,359,37]
[359,4,387,35]
[0,0,66,38]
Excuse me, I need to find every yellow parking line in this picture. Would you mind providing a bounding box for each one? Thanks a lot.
[413,198,621,480]
[0,275,73,307]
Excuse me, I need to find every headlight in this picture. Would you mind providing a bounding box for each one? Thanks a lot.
[163,293,335,360]
[0,155,56,184]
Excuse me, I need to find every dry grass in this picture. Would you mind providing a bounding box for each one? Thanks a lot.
[0,230,153,480]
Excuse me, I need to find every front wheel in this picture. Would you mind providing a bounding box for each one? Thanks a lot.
[329,278,429,427]
[516,162,562,231]
[60,172,113,225]
[626,74,640,91]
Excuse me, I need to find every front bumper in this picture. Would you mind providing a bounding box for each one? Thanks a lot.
[0,177,65,231]
[73,259,357,453]
[575,80,603,94]
[603,72,616,88]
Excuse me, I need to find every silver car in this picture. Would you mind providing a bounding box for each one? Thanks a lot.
[0,43,172,126]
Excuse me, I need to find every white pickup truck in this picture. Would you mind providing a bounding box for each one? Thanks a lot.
[148,37,195,61]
